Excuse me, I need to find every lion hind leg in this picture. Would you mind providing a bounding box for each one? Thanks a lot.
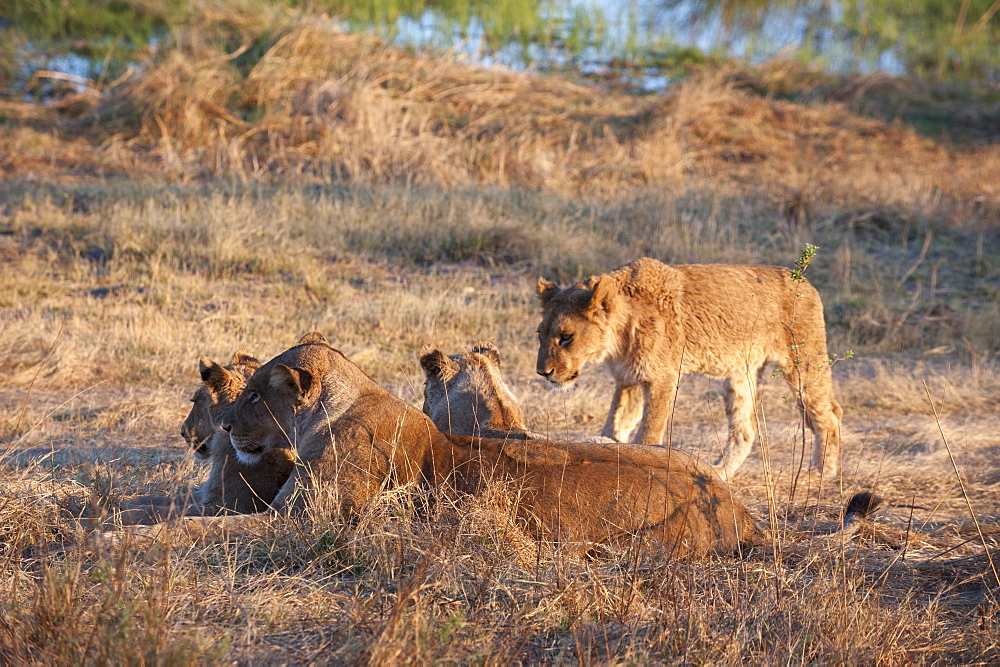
[805,393,842,477]
[714,374,758,478]
[775,347,843,478]
[782,365,841,478]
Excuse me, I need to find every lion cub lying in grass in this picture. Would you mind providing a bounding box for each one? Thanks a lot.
[213,336,763,557]
[178,359,227,462]
[119,339,318,524]
[420,341,542,440]
[536,257,844,478]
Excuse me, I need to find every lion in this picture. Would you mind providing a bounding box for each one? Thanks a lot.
[179,350,259,462]
[419,341,541,439]
[219,337,766,557]
[118,340,318,525]
[419,340,878,545]
[535,257,843,478]
[179,383,214,461]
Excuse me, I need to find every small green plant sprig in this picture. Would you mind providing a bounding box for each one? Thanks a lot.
[773,244,853,380]
[790,243,818,283]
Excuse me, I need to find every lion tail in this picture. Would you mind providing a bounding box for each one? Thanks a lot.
[840,491,883,534]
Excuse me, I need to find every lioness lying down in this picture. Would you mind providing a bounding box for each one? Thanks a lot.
[218,336,765,556]
[536,257,844,478]
[421,341,878,544]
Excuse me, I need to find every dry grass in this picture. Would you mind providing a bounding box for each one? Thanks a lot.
[1,419,998,663]
[1,2,999,662]
[1,187,997,660]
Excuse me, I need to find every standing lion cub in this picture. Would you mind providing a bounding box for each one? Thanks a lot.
[535,257,843,478]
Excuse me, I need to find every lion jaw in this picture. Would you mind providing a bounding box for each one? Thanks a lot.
[229,434,265,465]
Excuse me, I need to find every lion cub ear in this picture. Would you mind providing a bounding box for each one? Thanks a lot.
[297,332,328,346]
[585,276,617,316]
[420,344,460,381]
[199,357,233,402]
[270,364,313,401]
[471,341,502,366]
[229,348,260,371]
[536,278,560,306]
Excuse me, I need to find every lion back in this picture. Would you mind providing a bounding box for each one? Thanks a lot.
[465,436,763,555]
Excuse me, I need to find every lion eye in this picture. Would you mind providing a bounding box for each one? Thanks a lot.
[559,333,573,347]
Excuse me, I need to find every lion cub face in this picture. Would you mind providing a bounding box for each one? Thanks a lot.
[535,276,618,386]
[180,386,215,461]
[186,350,260,461]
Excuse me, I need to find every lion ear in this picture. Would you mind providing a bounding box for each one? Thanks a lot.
[199,357,232,401]
[297,332,328,346]
[536,278,560,306]
[586,276,617,316]
[420,345,459,381]
[471,341,502,366]
[229,348,260,370]
[270,364,312,400]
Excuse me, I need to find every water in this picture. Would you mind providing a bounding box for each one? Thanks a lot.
[8,0,999,94]
[334,0,999,84]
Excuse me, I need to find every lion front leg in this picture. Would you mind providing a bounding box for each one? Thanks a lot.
[269,463,376,517]
[713,374,759,479]
[600,383,644,442]
[631,379,677,446]
[268,467,307,513]
[118,491,207,525]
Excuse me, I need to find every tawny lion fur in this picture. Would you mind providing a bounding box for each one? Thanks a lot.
[220,338,763,557]
[420,341,539,439]
[536,257,843,478]
[179,375,218,462]
[418,341,878,546]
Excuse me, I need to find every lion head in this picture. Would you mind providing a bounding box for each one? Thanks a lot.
[535,275,621,385]
[419,341,528,438]
[180,386,214,461]
[219,334,336,466]
[182,349,260,460]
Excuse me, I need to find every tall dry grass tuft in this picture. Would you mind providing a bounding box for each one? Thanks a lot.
[0,549,228,664]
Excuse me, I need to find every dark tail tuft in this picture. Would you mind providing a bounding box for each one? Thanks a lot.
[843,491,883,528]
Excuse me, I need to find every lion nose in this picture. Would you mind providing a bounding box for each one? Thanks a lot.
[221,422,232,433]
[538,369,553,379]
